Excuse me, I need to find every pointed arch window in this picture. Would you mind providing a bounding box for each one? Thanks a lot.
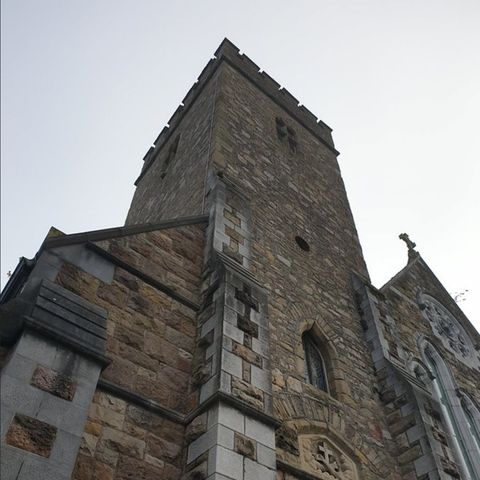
[422,341,480,479]
[460,393,480,455]
[303,332,328,393]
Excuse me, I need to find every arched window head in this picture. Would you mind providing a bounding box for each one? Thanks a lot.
[303,332,329,393]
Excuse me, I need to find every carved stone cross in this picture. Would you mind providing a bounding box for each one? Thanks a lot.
[235,284,258,311]
[315,441,340,475]
[399,233,416,251]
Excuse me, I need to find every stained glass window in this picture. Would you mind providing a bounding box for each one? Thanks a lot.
[303,333,328,393]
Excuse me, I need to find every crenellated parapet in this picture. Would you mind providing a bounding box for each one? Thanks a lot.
[136,38,336,185]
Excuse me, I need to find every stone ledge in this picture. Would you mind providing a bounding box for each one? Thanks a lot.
[24,319,110,368]
[97,379,185,424]
[188,391,282,430]
[97,379,282,430]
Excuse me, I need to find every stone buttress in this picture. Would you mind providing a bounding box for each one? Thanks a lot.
[1,239,111,479]
[182,173,279,480]
[353,250,480,480]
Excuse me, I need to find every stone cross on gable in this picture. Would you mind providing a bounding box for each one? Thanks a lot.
[399,233,420,262]
[399,233,416,251]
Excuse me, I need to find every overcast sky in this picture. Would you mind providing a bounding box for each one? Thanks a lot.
[1,0,479,331]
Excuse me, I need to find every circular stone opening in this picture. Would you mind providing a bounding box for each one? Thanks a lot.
[295,236,310,252]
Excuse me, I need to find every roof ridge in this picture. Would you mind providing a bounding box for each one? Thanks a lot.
[41,214,209,250]
[381,254,479,339]
[380,254,421,292]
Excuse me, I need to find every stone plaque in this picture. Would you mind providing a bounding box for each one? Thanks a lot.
[299,435,358,480]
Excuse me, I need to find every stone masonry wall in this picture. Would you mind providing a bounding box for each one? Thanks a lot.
[382,259,480,404]
[124,49,402,476]
[354,255,480,480]
[207,62,400,478]
[53,224,206,480]
[1,278,108,480]
[381,258,480,477]
[125,67,221,225]
[353,277,454,480]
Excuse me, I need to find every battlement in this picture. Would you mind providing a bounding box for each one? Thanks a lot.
[136,38,337,185]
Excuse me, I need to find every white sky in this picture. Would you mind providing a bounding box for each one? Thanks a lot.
[1,0,479,331]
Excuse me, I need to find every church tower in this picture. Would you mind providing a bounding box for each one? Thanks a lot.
[1,39,479,480]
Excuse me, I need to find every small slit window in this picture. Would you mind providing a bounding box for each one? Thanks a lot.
[160,135,180,179]
[287,127,297,152]
[303,332,328,393]
[276,117,287,139]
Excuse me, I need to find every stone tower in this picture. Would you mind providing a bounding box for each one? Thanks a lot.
[1,39,479,480]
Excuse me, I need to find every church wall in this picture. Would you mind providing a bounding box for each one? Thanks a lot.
[125,68,221,225]
[382,261,480,406]
[50,224,206,480]
[354,256,480,479]
[209,62,400,479]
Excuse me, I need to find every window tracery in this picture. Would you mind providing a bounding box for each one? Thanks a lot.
[418,294,479,369]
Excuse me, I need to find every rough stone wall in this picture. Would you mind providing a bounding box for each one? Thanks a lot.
[208,62,400,478]
[72,391,185,480]
[52,224,206,480]
[353,277,442,480]
[354,255,480,479]
[382,258,480,402]
[125,69,221,225]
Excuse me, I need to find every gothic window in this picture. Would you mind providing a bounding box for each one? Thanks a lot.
[287,126,297,152]
[422,341,480,478]
[418,293,479,370]
[461,393,480,454]
[303,332,329,393]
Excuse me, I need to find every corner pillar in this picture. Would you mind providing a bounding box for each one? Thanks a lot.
[1,279,108,480]
[184,173,278,480]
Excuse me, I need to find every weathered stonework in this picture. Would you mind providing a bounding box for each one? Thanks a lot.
[31,365,77,401]
[299,435,358,480]
[353,253,480,479]
[6,414,57,458]
[1,38,479,480]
